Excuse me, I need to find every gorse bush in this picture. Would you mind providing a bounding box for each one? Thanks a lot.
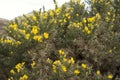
[0,0,120,80]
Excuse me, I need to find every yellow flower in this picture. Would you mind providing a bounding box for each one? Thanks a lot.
[43,12,47,19]
[46,58,52,63]
[31,26,39,35]
[61,65,67,72]
[10,69,15,75]
[19,29,26,34]
[74,69,80,75]
[23,22,28,27]
[68,16,71,19]
[25,34,30,40]
[31,61,36,68]
[68,57,75,64]
[33,35,42,42]
[84,26,89,32]
[107,74,113,79]
[44,32,49,39]
[10,24,17,31]
[83,18,87,23]
[95,13,101,19]
[109,49,112,53]
[78,22,82,27]
[76,14,79,16]
[19,74,28,80]
[4,39,13,44]
[81,63,87,69]
[96,70,100,75]
[53,60,61,65]
[64,19,67,23]
[52,65,57,73]
[8,77,13,80]
[58,49,65,55]
[107,12,110,16]
[59,20,62,23]
[49,10,54,17]
[87,30,91,35]
[16,41,22,45]
[15,62,25,73]
[63,58,67,62]
[54,20,57,24]
[65,13,69,17]
[105,17,110,22]
[87,17,95,23]
[55,8,61,15]
[32,15,36,21]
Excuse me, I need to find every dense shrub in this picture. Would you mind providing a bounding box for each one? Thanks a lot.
[0,0,120,80]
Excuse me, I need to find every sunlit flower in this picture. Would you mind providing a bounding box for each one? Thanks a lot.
[68,57,75,64]
[49,10,54,17]
[96,70,100,75]
[95,13,101,19]
[84,26,89,32]
[52,65,57,73]
[19,74,28,80]
[87,30,91,35]
[61,65,67,72]
[32,15,36,21]
[10,24,17,31]
[33,35,42,42]
[81,63,87,69]
[65,13,69,17]
[8,77,13,80]
[107,74,113,79]
[10,69,15,75]
[25,34,30,40]
[87,17,95,23]
[44,32,49,39]
[31,61,36,68]
[109,49,112,53]
[74,69,80,75]
[58,49,65,55]
[76,14,79,16]
[31,26,39,35]
[83,18,87,23]
[53,60,61,65]
[64,19,67,23]
[15,62,25,73]
[63,58,67,62]
[107,12,110,16]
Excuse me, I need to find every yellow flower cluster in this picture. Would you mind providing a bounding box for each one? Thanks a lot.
[31,61,36,68]
[4,39,13,44]
[52,50,75,73]
[68,57,75,64]
[74,69,80,75]
[50,50,79,75]
[43,32,49,39]
[19,74,28,80]
[15,62,25,73]
[81,63,87,69]
[84,26,91,35]
[33,35,42,42]
[31,26,39,35]
[61,65,67,72]
[10,24,18,31]
[58,49,65,55]
[107,74,113,79]
[0,37,22,46]
[96,70,100,75]
[10,69,16,75]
